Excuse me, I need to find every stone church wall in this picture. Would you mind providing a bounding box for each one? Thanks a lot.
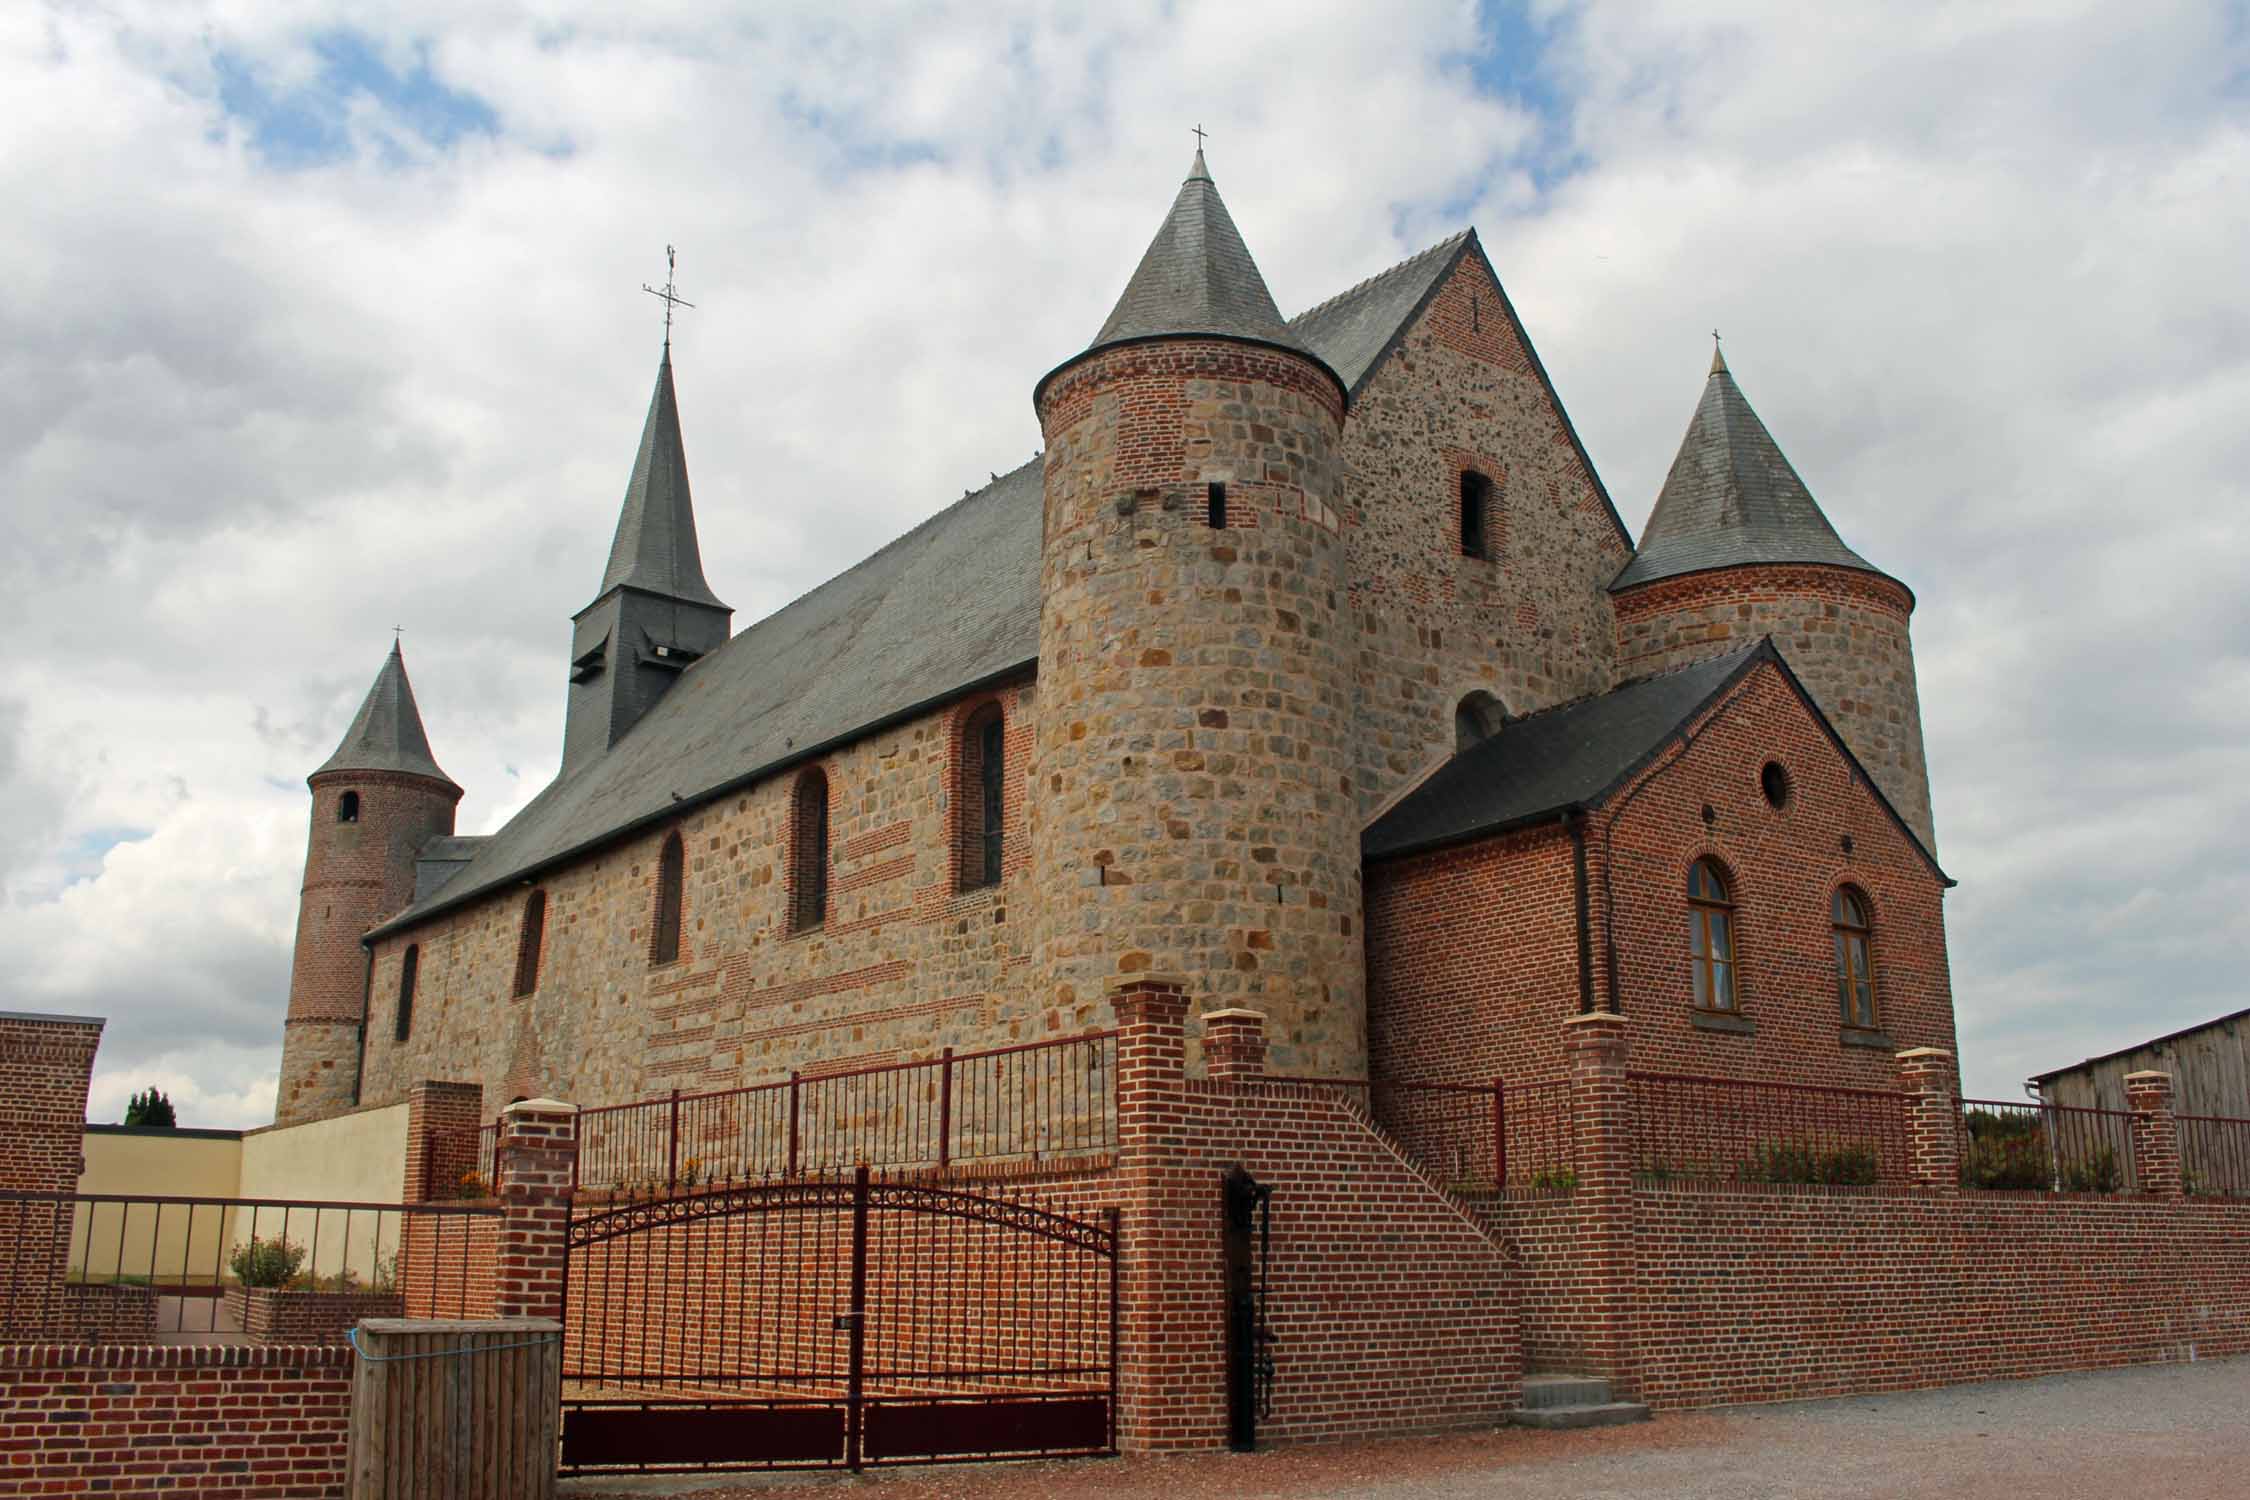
[1338,251,1631,816]
[357,676,1053,1119]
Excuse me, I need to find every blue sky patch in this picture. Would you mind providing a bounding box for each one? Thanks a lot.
[211,30,499,169]
[1466,0,1585,194]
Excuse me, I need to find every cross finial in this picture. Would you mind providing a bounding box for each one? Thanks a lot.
[1709,328,1728,377]
[1192,123,1208,149]
[642,245,695,352]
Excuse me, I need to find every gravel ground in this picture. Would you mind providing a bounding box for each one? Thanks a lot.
[562,1356,2250,1499]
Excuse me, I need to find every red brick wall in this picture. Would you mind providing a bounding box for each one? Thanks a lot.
[0,1343,352,1498]
[0,1014,102,1343]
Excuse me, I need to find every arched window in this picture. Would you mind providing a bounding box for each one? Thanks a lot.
[1833,887,1876,1028]
[958,703,1006,890]
[1460,471,1493,559]
[1454,691,1505,753]
[512,890,546,998]
[651,832,685,964]
[338,791,360,823]
[791,769,829,932]
[1687,860,1736,1012]
[393,945,418,1042]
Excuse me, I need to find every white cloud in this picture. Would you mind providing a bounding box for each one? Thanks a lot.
[2,0,2246,1122]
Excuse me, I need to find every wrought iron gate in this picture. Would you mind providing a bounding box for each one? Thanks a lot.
[558,1166,1117,1474]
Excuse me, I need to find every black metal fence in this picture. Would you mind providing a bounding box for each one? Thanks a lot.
[1958,1099,2139,1193]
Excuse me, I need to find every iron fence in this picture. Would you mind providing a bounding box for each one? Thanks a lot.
[2179,1113,2250,1198]
[0,1191,500,1342]
[577,1032,1118,1193]
[1268,1075,1576,1191]
[1958,1098,2138,1193]
[1629,1071,1912,1185]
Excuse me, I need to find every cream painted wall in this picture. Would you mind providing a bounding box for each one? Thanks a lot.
[74,1128,242,1282]
[235,1103,410,1280]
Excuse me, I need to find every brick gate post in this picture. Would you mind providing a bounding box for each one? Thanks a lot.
[494,1099,577,1321]
[2124,1071,2183,1199]
[1563,1011,1635,1396]
[1895,1048,1960,1191]
[1201,1009,1268,1086]
[0,1011,103,1342]
[404,1081,485,1204]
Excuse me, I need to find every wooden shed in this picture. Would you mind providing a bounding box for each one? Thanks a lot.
[2033,1007,2250,1116]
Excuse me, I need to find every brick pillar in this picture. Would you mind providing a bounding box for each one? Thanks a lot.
[1201,1009,1267,1085]
[0,1011,103,1341]
[1563,1011,1634,1393]
[493,1099,576,1322]
[404,1081,486,1203]
[2125,1071,2183,1199]
[1895,1048,1959,1191]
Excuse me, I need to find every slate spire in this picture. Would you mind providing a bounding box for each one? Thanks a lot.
[1085,147,1315,358]
[1614,351,1885,590]
[313,641,460,791]
[597,348,728,611]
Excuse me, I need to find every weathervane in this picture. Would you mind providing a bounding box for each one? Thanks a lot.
[642,245,695,350]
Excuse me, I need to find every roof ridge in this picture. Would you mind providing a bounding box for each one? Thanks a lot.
[1289,230,1471,324]
[1500,641,1767,730]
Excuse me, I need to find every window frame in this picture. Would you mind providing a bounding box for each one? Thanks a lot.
[956,701,1007,892]
[512,890,546,998]
[790,769,830,933]
[651,832,686,964]
[1833,886,1877,1029]
[1686,859,1738,1013]
[393,944,418,1043]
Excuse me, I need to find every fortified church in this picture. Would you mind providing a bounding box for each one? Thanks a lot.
[273,149,1955,1130]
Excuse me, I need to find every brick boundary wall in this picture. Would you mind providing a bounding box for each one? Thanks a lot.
[0,1012,104,1343]
[0,1343,352,1498]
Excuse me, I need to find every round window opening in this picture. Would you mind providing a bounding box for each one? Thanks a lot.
[1760,761,1791,810]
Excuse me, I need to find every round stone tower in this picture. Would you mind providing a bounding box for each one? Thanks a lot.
[276,643,462,1124]
[1030,150,1364,1073]
[1612,346,1936,849]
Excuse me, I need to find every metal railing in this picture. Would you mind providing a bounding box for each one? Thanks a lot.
[0,1191,500,1342]
[418,1120,502,1201]
[2179,1113,2250,1198]
[1265,1075,1577,1191]
[575,1031,1118,1192]
[1630,1071,1912,1185]
[1958,1098,2138,1193]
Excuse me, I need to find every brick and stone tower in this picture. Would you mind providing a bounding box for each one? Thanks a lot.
[1612,346,1937,848]
[1030,149,1365,1072]
[276,643,462,1124]
[561,345,732,776]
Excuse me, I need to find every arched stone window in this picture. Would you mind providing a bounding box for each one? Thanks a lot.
[1460,471,1494,559]
[1454,691,1505,753]
[338,791,360,823]
[958,702,1007,891]
[651,832,685,964]
[393,944,418,1042]
[1833,886,1876,1028]
[1687,860,1737,1012]
[512,890,546,998]
[791,769,829,932]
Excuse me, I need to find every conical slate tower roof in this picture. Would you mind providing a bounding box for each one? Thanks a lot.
[312,642,459,790]
[1614,349,1886,591]
[597,350,728,610]
[1083,149,1323,364]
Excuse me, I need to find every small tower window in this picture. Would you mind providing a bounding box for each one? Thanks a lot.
[512,890,546,998]
[791,770,829,932]
[338,791,360,823]
[1460,471,1493,559]
[1207,482,1227,530]
[1454,692,1505,753]
[1687,860,1737,1012]
[651,832,685,964]
[957,702,1007,891]
[1833,887,1877,1029]
[394,945,418,1043]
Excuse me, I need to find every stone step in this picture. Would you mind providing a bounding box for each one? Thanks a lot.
[1511,1400,1654,1430]
[1519,1373,1614,1409]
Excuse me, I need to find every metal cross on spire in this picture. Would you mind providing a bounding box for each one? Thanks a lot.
[1192,123,1208,149]
[642,245,695,351]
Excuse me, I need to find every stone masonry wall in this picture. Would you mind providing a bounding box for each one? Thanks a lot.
[1034,339,1364,1075]
[1614,564,1935,850]
[1337,250,1632,815]
[358,679,1044,1120]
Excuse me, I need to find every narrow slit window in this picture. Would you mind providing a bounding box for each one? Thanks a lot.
[338,791,360,823]
[393,945,418,1043]
[651,832,685,963]
[959,702,1007,891]
[792,770,829,931]
[512,890,546,998]
[1207,482,1227,529]
[1460,471,1492,559]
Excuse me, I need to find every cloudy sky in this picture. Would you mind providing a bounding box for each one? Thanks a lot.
[4,1,2246,1126]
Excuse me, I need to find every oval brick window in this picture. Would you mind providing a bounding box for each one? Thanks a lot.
[1760,761,1791,810]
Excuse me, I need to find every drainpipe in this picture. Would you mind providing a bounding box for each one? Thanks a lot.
[1568,809,1595,1014]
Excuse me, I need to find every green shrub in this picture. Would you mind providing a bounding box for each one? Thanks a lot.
[229,1235,307,1289]
[1739,1141,1880,1186]
[2061,1145,2123,1194]
[1959,1110,2054,1189]
[1527,1167,1577,1192]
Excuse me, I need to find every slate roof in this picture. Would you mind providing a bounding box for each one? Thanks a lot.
[1613,350,1888,591]
[313,643,459,791]
[370,460,1046,938]
[1073,150,1327,374]
[1363,647,1764,860]
[595,350,728,610]
[1289,231,1470,394]
[411,836,488,904]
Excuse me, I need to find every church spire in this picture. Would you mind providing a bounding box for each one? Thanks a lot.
[595,351,728,611]
[313,640,459,791]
